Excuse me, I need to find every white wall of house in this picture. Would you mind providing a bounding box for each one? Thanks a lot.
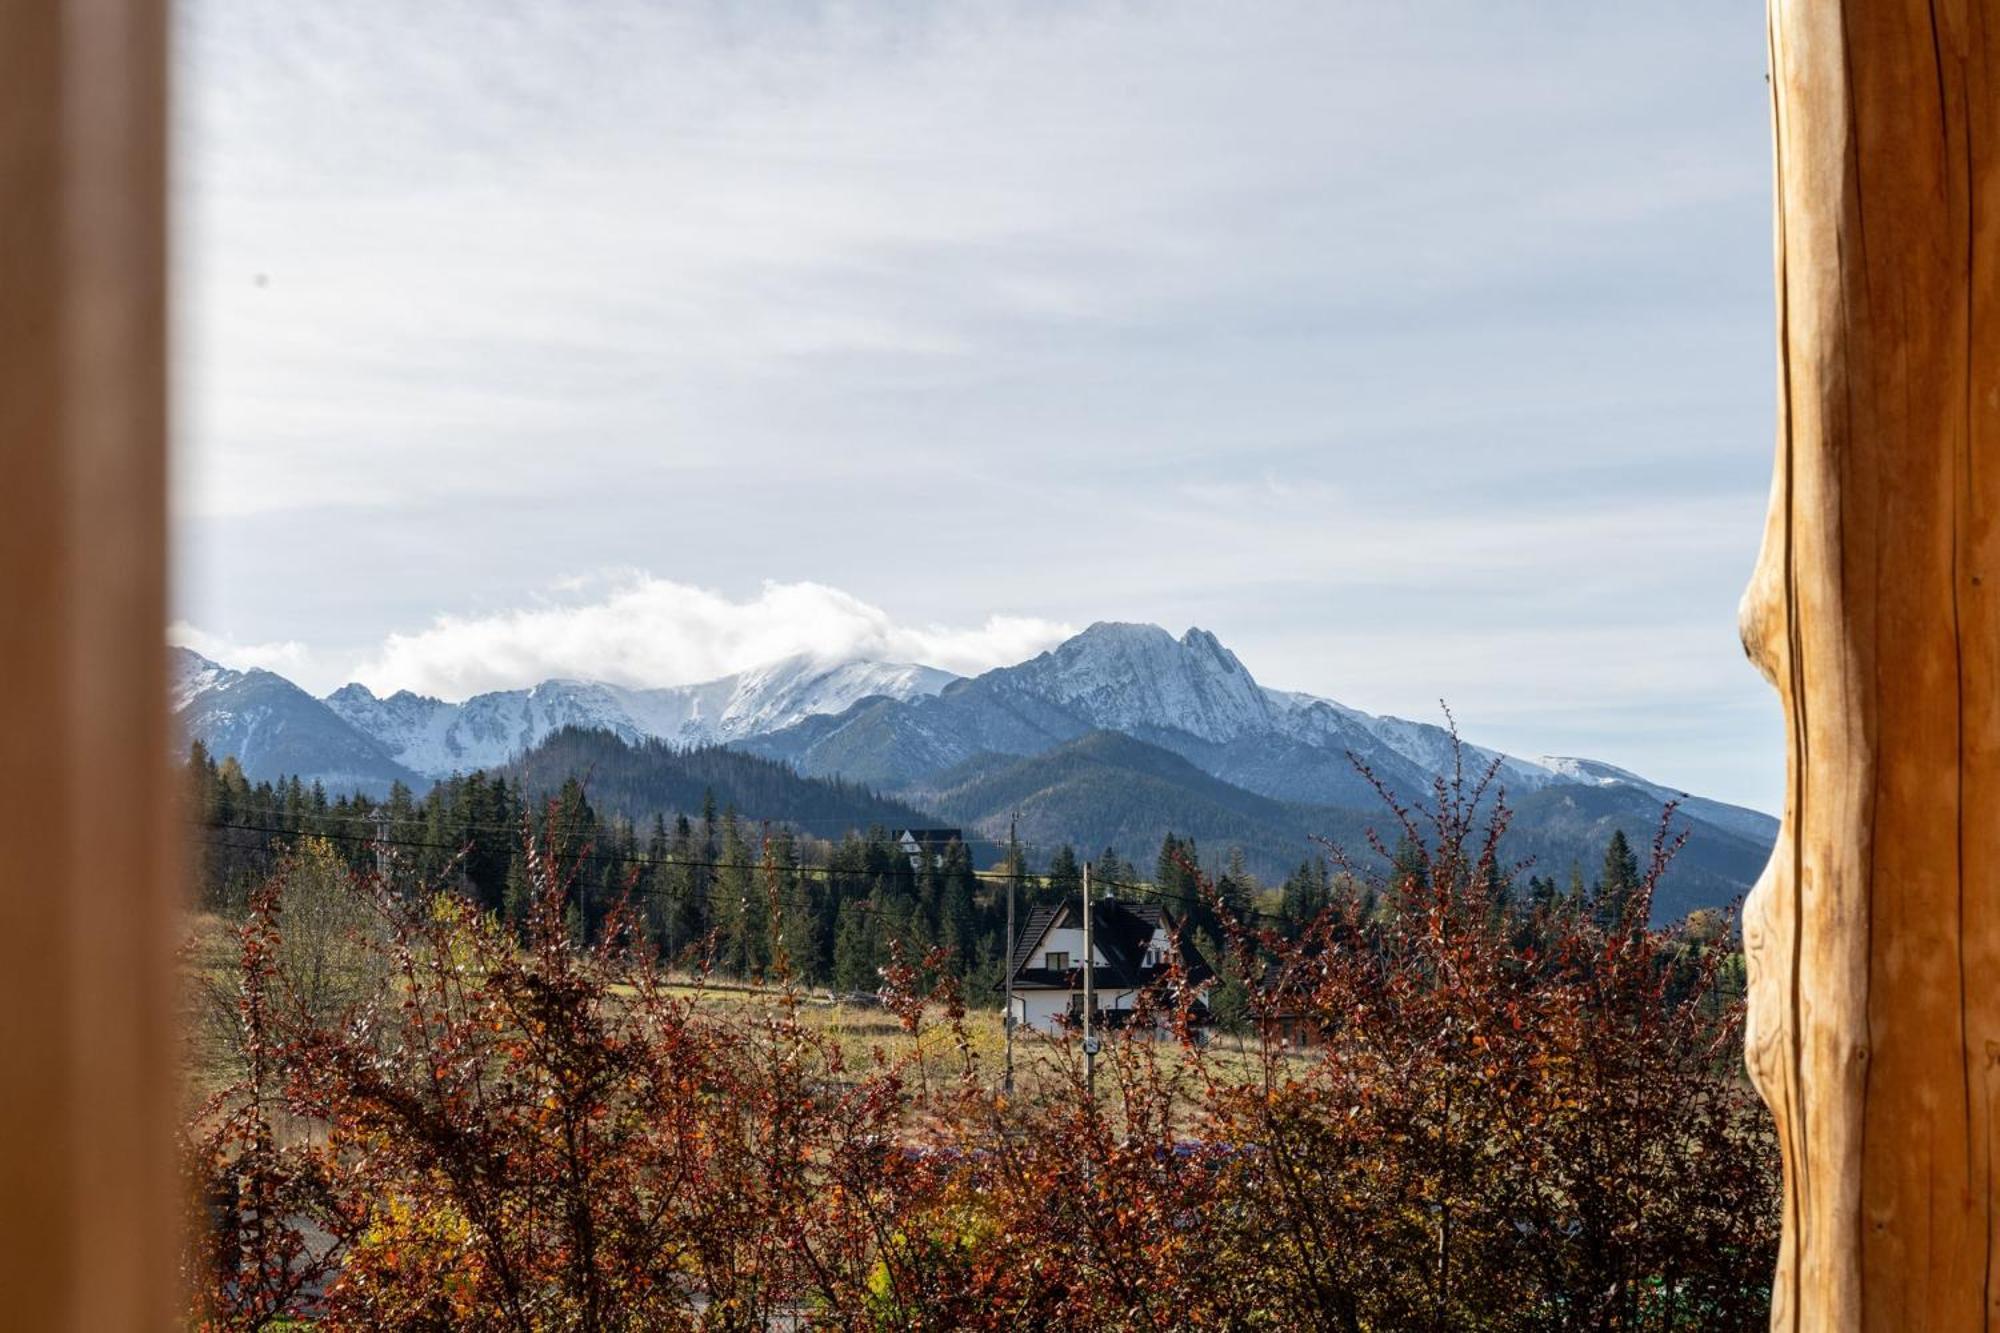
[1010,987,1140,1035]
[1025,925,1108,972]
[1025,925,1174,972]
[1012,990,1071,1034]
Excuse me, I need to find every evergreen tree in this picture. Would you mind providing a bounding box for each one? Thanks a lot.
[937,839,980,965]
[715,811,761,977]
[1093,846,1136,886]
[662,814,706,967]
[1596,829,1643,931]
[1044,844,1083,907]
[1390,833,1430,893]
[759,828,805,981]
[831,898,880,994]
[1281,858,1333,936]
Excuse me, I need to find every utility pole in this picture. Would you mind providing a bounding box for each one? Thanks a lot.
[373,805,391,885]
[1082,860,1097,1100]
[1003,812,1017,1097]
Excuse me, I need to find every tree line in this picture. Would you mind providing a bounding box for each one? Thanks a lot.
[188,742,1737,1023]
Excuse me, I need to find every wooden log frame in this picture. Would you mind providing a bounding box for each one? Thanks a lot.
[0,0,175,1327]
[1743,0,2000,1326]
[5,0,2000,1325]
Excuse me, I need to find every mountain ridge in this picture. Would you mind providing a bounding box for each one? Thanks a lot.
[171,622,1778,917]
[322,654,955,778]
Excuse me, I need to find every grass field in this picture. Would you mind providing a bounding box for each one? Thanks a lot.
[180,912,1275,1131]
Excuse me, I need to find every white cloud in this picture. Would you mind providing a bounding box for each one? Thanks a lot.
[169,621,317,677]
[170,0,1784,809]
[350,576,1074,699]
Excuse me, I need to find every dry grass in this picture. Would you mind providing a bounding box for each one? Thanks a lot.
[180,912,1278,1130]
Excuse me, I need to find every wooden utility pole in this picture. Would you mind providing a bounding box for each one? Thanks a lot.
[1004,814,1017,1096]
[1744,1,1999,1326]
[1082,861,1097,1099]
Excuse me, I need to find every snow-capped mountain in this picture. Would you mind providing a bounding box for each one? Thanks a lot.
[323,655,955,779]
[1006,623,1611,797]
[743,622,1777,835]
[173,645,956,788]
[996,625,1276,745]
[172,623,1778,916]
[171,648,422,795]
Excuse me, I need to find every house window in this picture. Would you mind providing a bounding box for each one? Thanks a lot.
[1144,947,1163,967]
[1045,951,1070,971]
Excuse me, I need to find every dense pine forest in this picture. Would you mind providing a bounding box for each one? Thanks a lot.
[186,738,1736,1020]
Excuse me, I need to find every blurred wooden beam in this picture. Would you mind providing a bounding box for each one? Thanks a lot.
[0,0,175,1327]
[1742,0,2000,1326]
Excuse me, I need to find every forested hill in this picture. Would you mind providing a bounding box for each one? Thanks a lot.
[907,730,1380,882]
[505,727,938,834]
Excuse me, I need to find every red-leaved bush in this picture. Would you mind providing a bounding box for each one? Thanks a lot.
[185,755,1778,1331]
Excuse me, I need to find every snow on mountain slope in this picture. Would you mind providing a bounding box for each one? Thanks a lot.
[171,648,421,795]
[993,624,1278,744]
[172,649,235,713]
[746,621,1777,845]
[1529,755,1778,842]
[704,656,956,739]
[175,623,1777,863]
[1346,712,1562,794]
[977,623,1545,791]
[323,654,956,779]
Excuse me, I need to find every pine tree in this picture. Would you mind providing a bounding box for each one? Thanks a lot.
[760,828,804,981]
[1094,846,1136,886]
[1596,828,1643,931]
[1281,858,1333,936]
[1045,845,1083,907]
[937,840,979,965]
[662,814,705,967]
[715,810,759,977]
[1391,833,1430,893]
[831,898,880,994]
[640,813,670,953]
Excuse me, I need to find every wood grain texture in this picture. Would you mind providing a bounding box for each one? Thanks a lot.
[1743,0,2000,1326]
[0,0,175,1326]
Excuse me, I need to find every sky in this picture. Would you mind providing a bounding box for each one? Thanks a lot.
[172,0,1784,812]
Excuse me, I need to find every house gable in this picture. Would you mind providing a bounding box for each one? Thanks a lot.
[1003,898,1213,993]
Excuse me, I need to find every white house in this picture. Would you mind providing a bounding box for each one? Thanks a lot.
[892,827,961,874]
[1002,897,1213,1034]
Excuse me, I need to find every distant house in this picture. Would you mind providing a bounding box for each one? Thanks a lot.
[1214,953,1326,1050]
[1003,897,1213,1034]
[893,827,962,873]
[1256,1004,1329,1050]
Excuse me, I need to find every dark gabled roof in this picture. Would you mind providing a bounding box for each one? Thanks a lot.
[1003,897,1213,991]
[1008,904,1063,977]
[893,827,961,844]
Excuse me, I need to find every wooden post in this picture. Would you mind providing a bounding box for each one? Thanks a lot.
[1083,862,1096,1098]
[0,0,174,1327]
[1004,817,1017,1096]
[1742,0,2000,1326]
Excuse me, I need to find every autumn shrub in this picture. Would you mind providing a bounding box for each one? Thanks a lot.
[1175,748,1780,1331]
[185,751,1779,1331]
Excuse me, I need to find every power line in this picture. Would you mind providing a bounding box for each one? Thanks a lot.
[196,830,1027,971]
[200,818,1045,881]
[195,817,1290,926]
[193,803,1052,852]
